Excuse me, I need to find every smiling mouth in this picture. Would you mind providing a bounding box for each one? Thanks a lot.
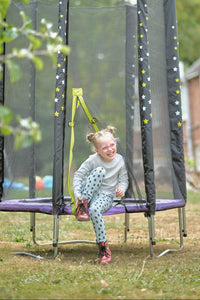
[107,151,115,157]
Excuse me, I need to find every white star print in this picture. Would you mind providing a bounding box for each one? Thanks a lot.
[175,101,179,105]
[175,111,180,116]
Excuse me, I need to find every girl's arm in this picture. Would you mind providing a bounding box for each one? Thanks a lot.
[73,157,93,200]
[117,159,129,197]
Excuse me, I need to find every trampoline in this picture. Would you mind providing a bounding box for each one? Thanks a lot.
[0,197,186,258]
[0,0,187,259]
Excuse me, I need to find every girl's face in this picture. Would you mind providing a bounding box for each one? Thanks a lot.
[95,136,117,162]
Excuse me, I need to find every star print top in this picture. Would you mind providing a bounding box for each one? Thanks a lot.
[73,153,129,200]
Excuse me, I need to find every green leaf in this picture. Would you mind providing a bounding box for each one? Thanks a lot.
[0,125,12,135]
[14,133,25,151]
[28,35,42,50]
[0,0,11,19]
[31,128,42,143]
[60,45,71,56]
[21,135,33,149]
[6,60,21,82]
[20,11,32,29]
[31,56,43,70]
[18,117,42,144]
[0,105,13,124]
[3,25,19,43]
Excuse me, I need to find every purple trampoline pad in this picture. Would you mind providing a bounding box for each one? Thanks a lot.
[0,197,185,215]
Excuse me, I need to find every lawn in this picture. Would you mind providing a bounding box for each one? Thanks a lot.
[0,190,199,299]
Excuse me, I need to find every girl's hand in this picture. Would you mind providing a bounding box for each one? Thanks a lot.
[76,197,81,208]
[115,188,125,198]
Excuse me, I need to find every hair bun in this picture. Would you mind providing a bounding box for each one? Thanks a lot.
[104,125,115,135]
[86,132,95,143]
[86,125,116,146]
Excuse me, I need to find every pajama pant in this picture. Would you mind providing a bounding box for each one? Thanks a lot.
[81,167,113,243]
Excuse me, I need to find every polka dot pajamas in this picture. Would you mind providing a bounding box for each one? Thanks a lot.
[80,167,113,243]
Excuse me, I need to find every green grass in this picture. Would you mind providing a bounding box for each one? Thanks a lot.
[0,190,199,299]
[187,189,200,204]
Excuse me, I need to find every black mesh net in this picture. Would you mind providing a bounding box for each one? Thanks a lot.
[2,0,185,206]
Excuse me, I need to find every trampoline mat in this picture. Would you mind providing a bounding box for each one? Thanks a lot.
[0,197,185,215]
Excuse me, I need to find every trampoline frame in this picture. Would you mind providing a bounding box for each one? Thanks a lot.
[0,198,186,259]
[30,206,187,259]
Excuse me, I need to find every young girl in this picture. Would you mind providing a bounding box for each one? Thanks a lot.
[73,126,129,264]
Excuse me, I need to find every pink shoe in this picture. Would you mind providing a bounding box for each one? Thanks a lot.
[98,241,112,264]
[76,199,90,221]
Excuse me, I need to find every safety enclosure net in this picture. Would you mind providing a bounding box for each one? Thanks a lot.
[1,0,186,216]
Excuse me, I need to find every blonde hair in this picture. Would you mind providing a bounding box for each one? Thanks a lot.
[86,125,116,147]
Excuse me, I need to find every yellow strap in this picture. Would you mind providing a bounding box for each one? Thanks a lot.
[67,88,99,215]
[67,93,77,214]
[78,95,99,132]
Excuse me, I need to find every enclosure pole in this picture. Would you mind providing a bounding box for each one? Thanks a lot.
[125,5,137,198]
[52,0,69,214]
[0,42,5,200]
[163,0,187,202]
[29,0,37,198]
[137,0,156,216]
[29,0,37,234]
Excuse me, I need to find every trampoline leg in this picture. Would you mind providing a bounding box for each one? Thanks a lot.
[178,208,184,250]
[182,207,187,237]
[30,212,37,245]
[124,213,129,242]
[53,214,60,259]
[148,215,156,258]
[157,208,184,257]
